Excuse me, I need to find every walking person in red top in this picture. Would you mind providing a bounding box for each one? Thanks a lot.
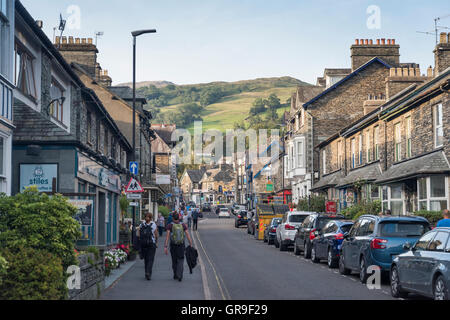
[164,212,193,282]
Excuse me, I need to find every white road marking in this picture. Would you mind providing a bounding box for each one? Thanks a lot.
[191,229,212,300]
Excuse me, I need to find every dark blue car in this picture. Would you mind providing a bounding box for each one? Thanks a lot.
[311,220,354,268]
[339,215,430,283]
[390,227,450,300]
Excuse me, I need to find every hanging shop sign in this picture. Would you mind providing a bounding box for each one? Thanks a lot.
[68,199,93,226]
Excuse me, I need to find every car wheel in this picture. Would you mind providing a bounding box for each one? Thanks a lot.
[279,239,287,251]
[303,242,311,259]
[434,275,449,301]
[268,238,273,245]
[359,257,369,284]
[390,265,408,299]
[339,255,351,275]
[247,228,250,234]
[294,243,300,256]
[263,234,267,243]
[274,237,280,248]
[327,248,338,268]
[311,245,320,263]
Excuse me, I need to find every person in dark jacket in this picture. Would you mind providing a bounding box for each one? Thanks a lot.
[137,213,158,280]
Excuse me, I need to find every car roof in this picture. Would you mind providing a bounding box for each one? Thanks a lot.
[288,211,316,215]
[358,214,429,223]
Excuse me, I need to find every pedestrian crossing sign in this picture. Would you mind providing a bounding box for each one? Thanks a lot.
[125,178,144,193]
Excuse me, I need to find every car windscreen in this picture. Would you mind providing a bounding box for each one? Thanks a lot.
[378,221,430,237]
[289,215,307,223]
[272,219,282,226]
[317,217,345,230]
[340,224,353,233]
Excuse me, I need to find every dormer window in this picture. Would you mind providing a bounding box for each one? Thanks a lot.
[15,43,37,100]
[50,80,64,124]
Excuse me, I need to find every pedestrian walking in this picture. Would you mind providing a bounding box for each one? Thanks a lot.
[183,211,189,225]
[164,213,193,282]
[137,213,158,280]
[437,209,450,227]
[157,214,165,237]
[192,209,199,231]
[187,209,192,228]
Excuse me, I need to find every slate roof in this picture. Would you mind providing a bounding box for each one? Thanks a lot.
[187,169,206,183]
[151,124,177,146]
[336,162,382,188]
[108,86,147,102]
[311,170,345,191]
[303,57,391,109]
[13,103,75,143]
[375,151,450,185]
[213,168,234,183]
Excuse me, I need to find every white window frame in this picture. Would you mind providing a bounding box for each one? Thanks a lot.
[366,130,371,163]
[406,116,412,158]
[417,176,449,211]
[434,103,443,148]
[382,184,405,215]
[296,139,304,168]
[394,122,402,162]
[359,134,363,165]
[374,126,380,160]
[0,130,11,195]
[49,69,71,132]
[337,140,343,169]
[351,138,356,169]
[322,149,327,175]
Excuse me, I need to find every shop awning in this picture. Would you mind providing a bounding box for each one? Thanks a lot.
[375,151,450,185]
[311,170,344,192]
[336,162,382,188]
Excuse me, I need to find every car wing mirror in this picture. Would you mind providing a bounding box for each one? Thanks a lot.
[403,242,411,250]
[343,232,350,239]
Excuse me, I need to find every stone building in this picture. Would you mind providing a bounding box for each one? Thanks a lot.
[12,1,131,246]
[0,0,14,195]
[180,168,205,204]
[200,164,235,204]
[286,38,418,204]
[313,34,450,215]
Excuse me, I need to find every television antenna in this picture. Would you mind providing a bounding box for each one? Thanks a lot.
[55,14,66,48]
[417,14,450,44]
[95,31,104,46]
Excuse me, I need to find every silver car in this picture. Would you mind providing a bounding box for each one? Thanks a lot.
[390,227,450,300]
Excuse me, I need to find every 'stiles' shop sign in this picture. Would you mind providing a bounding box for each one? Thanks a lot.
[19,164,58,192]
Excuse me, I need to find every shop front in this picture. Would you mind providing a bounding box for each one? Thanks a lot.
[76,151,123,247]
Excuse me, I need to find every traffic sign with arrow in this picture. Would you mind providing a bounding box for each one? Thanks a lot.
[129,162,139,175]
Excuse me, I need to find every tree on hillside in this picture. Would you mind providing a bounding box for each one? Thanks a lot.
[249,98,266,116]
[266,93,281,111]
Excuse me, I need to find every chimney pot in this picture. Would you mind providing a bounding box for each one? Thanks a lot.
[68,36,74,44]
[369,39,373,45]
[75,38,80,44]
[376,39,380,45]
[364,39,368,45]
[427,66,434,78]
[81,38,87,44]
[55,36,60,45]
[389,68,396,77]
[62,36,67,44]
[355,39,359,45]
[387,39,391,45]
[440,32,447,44]
[415,68,420,76]
[360,39,364,45]
[392,39,396,45]
[381,38,386,45]
[88,38,93,44]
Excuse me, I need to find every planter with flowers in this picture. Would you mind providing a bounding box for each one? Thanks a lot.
[104,247,128,277]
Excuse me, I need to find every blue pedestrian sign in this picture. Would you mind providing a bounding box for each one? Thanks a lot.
[129,162,139,175]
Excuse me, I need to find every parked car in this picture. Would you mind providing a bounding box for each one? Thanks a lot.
[339,215,430,283]
[232,205,246,216]
[264,218,282,245]
[247,212,256,235]
[310,220,354,268]
[216,204,227,214]
[294,213,346,258]
[218,207,231,219]
[235,210,249,228]
[275,211,313,251]
[390,227,450,300]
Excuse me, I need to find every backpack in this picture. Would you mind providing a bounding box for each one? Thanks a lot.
[140,223,155,247]
[192,210,199,220]
[171,223,185,245]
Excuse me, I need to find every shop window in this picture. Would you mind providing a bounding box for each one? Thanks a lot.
[418,176,448,211]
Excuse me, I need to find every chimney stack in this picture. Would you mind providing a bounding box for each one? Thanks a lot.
[434,32,450,74]
[351,38,400,71]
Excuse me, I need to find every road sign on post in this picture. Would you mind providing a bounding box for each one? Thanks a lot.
[129,162,139,175]
[125,178,144,193]
[326,201,337,214]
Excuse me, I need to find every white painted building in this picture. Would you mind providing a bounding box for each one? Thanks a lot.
[0,0,15,195]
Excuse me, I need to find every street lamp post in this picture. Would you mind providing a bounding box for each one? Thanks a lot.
[131,29,156,246]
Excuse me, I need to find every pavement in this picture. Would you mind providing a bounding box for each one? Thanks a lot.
[100,211,428,300]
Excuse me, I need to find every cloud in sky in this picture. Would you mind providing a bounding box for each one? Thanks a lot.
[21,0,450,85]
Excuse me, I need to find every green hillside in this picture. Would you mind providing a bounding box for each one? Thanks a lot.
[138,77,311,131]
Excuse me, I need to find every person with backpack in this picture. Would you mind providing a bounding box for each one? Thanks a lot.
[138,213,158,281]
[192,209,199,231]
[164,212,193,282]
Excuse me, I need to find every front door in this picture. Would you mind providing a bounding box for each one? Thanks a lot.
[97,192,106,246]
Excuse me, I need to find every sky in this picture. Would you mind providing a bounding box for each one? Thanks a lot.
[21,0,450,86]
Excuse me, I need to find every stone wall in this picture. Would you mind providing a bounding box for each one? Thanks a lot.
[68,252,104,300]
[435,33,450,74]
